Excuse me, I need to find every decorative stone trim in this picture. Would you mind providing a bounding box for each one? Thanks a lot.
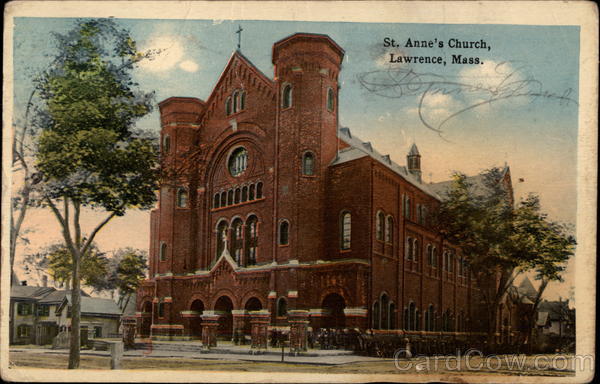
[288,259,299,265]
[152,297,159,303]
[231,309,248,316]
[343,307,368,317]
[150,324,184,329]
[180,310,201,318]
[248,310,270,316]
[308,308,330,317]
[202,310,226,316]
[287,290,298,298]
[164,297,173,303]
[268,291,277,299]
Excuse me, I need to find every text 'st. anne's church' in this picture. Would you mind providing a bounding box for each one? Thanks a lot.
[136,33,514,341]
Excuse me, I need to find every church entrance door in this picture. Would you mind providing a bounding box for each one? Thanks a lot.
[215,296,234,340]
[190,300,204,339]
[322,293,346,329]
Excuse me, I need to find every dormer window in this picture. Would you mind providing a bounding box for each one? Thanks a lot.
[282,84,292,109]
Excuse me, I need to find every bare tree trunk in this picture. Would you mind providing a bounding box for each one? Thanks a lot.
[68,249,81,369]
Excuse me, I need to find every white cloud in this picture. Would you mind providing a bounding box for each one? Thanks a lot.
[179,60,199,72]
[138,34,200,74]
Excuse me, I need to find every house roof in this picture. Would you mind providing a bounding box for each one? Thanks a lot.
[538,300,571,321]
[10,286,55,300]
[428,167,511,199]
[38,289,89,304]
[537,311,549,326]
[332,127,440,199]
[517,277,538,300]
[58,294,121,317]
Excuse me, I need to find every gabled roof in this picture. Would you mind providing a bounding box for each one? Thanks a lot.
[57,294,121,317]
[517,276,538,300]
[332,127,440,199]
[204,50,274,107]
[39,289,89,304]
[408,143,420,156]
[538,300,572,321]
[428,166,511,199]
[10,286,55,300]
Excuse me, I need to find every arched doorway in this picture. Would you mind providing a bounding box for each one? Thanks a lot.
[140,301,152,338]
[214,296,234,340]
[190,300,204,339]
[322,293,346,329]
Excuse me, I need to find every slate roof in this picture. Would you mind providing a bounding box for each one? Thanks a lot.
[10,286,55,300]
[428,167,510,199]
[59,295,121,316]
[38,289,89,304]
[408,143,420,156]
[333,127,440,199]
[538,300,571,321]
[517,277,538,300]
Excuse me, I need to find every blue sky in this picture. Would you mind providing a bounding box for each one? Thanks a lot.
[12,18,579,299]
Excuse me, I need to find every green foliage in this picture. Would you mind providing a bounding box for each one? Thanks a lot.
[35,19,159,215]
[114,248,147,296]
[38,242,109,290]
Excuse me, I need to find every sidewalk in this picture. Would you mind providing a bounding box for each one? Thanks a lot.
[10,346,389,365]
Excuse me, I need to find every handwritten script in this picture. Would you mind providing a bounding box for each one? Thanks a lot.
[357,62,577,136]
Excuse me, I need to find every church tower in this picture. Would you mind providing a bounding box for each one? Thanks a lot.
[407,143,422,182]
[272,34,345,265]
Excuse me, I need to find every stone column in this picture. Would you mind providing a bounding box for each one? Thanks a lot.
[249,310,270,352]
[287,310,309,354]
[201,311,220,349]
[232,310,248,344]
[343,307,369,330]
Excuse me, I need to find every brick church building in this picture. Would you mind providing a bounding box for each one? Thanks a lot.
[136,33,515,341]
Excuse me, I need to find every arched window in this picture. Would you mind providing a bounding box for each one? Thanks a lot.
[232,90,239,113]
[448,251,455,273]
[381,294,389,329]
[249,184,255,200]
[220,191,227,207]
[277,297,287,317]
[279,220,289,245]
[432,247,438,267]
[227,189,234,205]
[385,215,393,243]
[159,242,167,262]
[412,238,419,262]
[427,244,433,265]
[231,219,244,265]
[162,135,171,153]
[256,182,263,199]
[426,305,435,331]
[241,186,248,202]
[282,84,292,108]
[240,91,246,110]
[225,97,232,116]
[406,237,413,260]
[376,211,384,241]
[408,302,416,330]
[213,193,220,208]
[228,147,248,177]
[158,300,165,318]
[389,303,396,329]
[373,301,380,329]
[234,188,241,204]
[245,215,258,266]
[302,152,315,175]
[340,211,351,250]
[403,307,409,330]
[177,188,188,208]
[327,87,335,112]
[216,221,229,259]
[403,195,411,219]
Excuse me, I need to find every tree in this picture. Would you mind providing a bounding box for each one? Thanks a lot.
[113,248,148,314]
[435,168,575,346]
[34,19,158,368]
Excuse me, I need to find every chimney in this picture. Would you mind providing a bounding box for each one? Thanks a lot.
[407,143,422,182]
[42,275,48,287]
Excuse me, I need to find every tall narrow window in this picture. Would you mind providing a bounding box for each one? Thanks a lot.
[373,301,380,329]
[340,211,351,250]
[220,191,227,207]
[413,239,419,262]
[302,152,315,175]
[234,188,241,204]
[277,297,288,317]
[406,237,413,260]
[409,302,416,331]
[432,247,438,267]
[327,87,335,112]
[403,195,412,219]
[376,211,384,241]
[159,242,167,261]
[389,303,396,329]
[232,219,244,265]
[162,135,171,153]
[256,182,263,199]
[225,97,232,116]
[240,91,246,110]
[216,221,229,259]
[232,91,239,113]
[249,184,255,200]
[282,84,292,108]
[158,300,165,318]
[177,188,188,208]
[381,294,389,330]
[279,220,289,245]
[227,190,234,205]
[214,193,220,208]
[385,215,393,243]
[241,186,248,202]
[245,215,258,266]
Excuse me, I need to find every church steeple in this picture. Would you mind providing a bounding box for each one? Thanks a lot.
[407,143,422,182]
